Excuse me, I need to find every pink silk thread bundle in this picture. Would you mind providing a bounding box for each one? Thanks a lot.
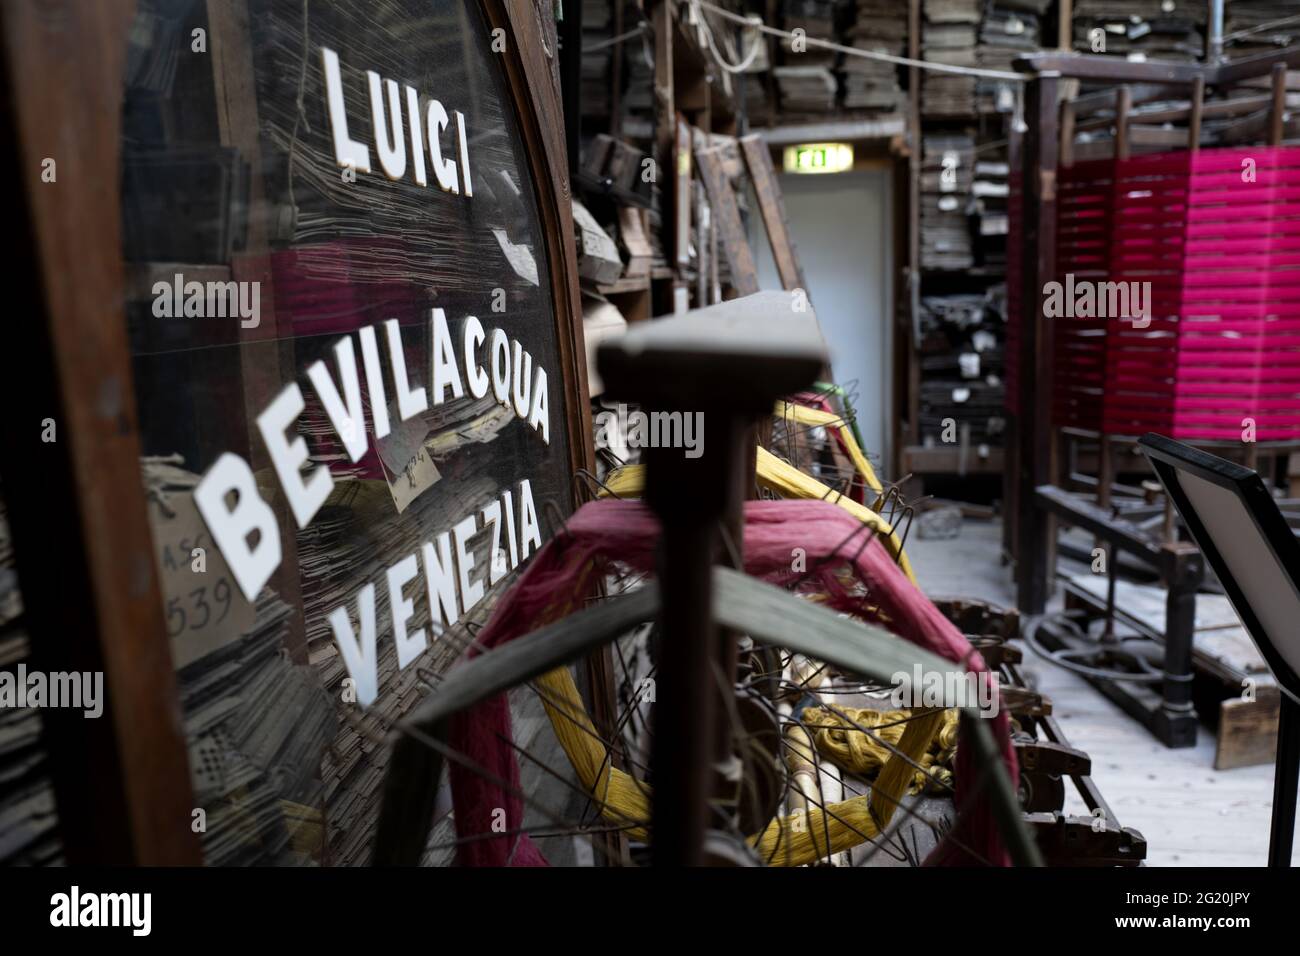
[445,498,1017,867]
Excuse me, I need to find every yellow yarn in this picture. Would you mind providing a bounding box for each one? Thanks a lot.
[755,447,916,583]
[596,451,916,584]
[598,464,649,499]
[773,400,884,498]
[801,705,958,795]
[533,664,942,865]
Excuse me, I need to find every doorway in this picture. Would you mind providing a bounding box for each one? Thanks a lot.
[749,167,894,467]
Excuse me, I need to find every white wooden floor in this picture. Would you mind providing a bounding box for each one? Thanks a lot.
[906,517,1296,866]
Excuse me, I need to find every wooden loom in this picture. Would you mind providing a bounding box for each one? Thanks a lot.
[1006,46,1300,754]
[374,290,1150,867]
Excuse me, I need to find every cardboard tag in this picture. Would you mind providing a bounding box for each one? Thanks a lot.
[376,402,430,476]
[147,490,257,670]
[492,228,539,286]
[384,444,442,514]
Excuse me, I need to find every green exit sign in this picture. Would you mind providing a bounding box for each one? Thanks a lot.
[783,142,853,174]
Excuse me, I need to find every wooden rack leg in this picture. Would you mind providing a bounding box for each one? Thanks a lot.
[1155,545,1202,748]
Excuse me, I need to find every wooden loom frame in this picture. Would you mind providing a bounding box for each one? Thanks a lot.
[1006,48,1300,749]
[0,0,596,864]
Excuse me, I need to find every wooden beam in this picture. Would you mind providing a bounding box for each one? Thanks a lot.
[1115,85,1132,161]
[1014,52,1202,84]
[1271,62,1288,145]
[1060,101,1076,167]
[1058,0,1073,51]
[1212,45,1300,86]
[740,135,807,293]
[1015,73,1060,615]
[906,0,921,469]
[0,0,201,864]
[694,138,760,296]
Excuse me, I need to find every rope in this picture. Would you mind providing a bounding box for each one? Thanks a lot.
[688,0,766,74]
[582,24,648,54]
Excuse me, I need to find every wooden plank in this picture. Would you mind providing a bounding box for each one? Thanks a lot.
[740,134,807,293]
[1014,53,1202,85]
[610,0,624,140]
[903,444,1006,475]
[619,206,653,278]
[1213,46,1300,86]
[1217,689,1280,771]
[1128,125,1191,149]
[0,0,201,863]
[693,136,760,296]
[1060,101,1076,167]
[905,0,921,476]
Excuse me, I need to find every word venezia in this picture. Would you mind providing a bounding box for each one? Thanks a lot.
[50,887,151,937]
[332,478,542,707]
[889,664,997,717]
[0,665,103,718]
[195,307,551,605]
[1042,273,1152,328]
[322,46,472,195]
[594,403,704,459]
[151,273,260,328]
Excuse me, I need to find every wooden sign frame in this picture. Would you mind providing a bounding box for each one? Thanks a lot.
[0,0,594,864]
